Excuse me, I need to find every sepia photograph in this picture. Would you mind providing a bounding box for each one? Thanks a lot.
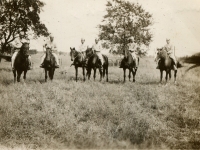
[0,0,200,149]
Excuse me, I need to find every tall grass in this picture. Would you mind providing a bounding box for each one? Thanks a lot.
[0,54,200,149]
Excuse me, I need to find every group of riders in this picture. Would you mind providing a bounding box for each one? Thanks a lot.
[1,31,177,71]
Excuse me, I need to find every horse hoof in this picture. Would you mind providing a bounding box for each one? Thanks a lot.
[133,79,135,82]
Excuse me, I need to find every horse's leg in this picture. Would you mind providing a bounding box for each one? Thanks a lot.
[17,70,22,82]
[174,70,177,84]
[52,69,55,80]
[132,68,136,82]
[75,66,78,82]
[123,68,126,82]
[23,70,27,82]
[160,70,163,83]
[93,68,96,81]
[106,66,108,82]
[45,69,48,82]
[165,70,169,84]
[99,67,102,82]
[128,69,131,81]
[88,68,91,80]
[82,67,85,81]
[169,70,172,81]
[13,70,16,83]
[49,70,52,80]
[103,66,105,78]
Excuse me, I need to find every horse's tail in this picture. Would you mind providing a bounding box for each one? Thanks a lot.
[177,60,183,68]
[137,57,140,66]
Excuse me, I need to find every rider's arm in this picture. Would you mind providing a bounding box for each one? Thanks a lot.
[78,45,82,52]
[92,44,94,51]
[98,44,102,52]
[53,43,58,51]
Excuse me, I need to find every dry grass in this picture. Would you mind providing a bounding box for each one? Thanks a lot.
[0,53,200,149]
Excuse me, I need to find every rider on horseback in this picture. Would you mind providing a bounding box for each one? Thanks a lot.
[71,38,88,66]
[11,32,32,70]
[40,34,59,68]
[92,38,104,68]
[156,38,177,70]
[119,37,138,68]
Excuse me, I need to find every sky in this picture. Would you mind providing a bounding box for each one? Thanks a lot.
[30,0,200,57]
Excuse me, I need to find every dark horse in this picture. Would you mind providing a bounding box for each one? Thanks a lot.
[156,48,177,84]
[120,49,139,82]
[85,48,109,82]
[70,47,87,82]
[13,43,30,82]
[43,48,57,82]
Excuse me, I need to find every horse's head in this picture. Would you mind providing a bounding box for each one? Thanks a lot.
[20,43,29,57]
[45,48,52,61]
[155,48,167,59]
[85,47,93,57]
[70,47,77,61]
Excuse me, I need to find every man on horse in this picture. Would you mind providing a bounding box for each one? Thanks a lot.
[156,38,177,70]
[11,32,32,70]
[40,34,59,68]
[119,37,138,68]
[71,38,88,66]
[92,38,104,67]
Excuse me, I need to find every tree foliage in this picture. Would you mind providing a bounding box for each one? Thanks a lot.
[98,0,153,55]
[0,0,49,53]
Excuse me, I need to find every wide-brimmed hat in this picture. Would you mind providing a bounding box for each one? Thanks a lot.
[81,38,85,41]
[166,38,170,41]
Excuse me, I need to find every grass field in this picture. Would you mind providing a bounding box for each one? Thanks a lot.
[0,53,200,149]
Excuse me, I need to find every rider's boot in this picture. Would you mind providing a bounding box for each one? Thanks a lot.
[173,65,177,70]
[28,62,33,70]
[156,61,160,69]
[40,63,45,68]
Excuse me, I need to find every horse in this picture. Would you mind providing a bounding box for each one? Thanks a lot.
[155,48,177,84]
[120,49,139,82]
[70,47,87,82]
[13,43,30,82]
[85,48,108,82]
[43,48,57,82]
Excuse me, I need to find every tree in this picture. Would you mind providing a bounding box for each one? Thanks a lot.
[0,0,49,53]
[98,0,153,55]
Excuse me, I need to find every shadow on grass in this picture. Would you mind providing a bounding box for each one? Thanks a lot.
[0,68,12,72]
[68,76,86,82]
[1,79,14,86]
[139,81,159,85]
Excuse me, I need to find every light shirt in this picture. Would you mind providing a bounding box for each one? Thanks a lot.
[78,43,87,52]
[44,40,57,52]
[92,42,102,52]
[11,37,30,49]
[164,43,174,55]
[128,43,136,52]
